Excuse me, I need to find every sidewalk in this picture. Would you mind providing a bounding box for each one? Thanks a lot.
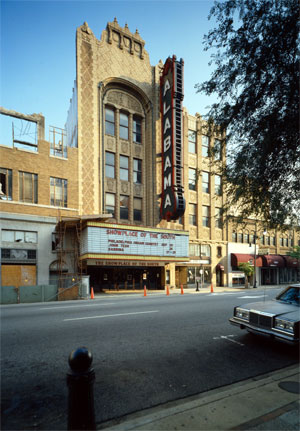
[97,364,300,430]
[99,285,286,296]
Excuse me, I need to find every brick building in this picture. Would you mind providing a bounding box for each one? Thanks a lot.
[1,19,298,294]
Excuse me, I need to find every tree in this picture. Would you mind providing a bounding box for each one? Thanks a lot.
[238,262,254,288]
[196,0,299,228]
[288,245,300,260]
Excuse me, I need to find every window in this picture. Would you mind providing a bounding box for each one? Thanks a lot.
[217,246,222,257]
[120,195,129,220]
[189,168,197,191]
[133,159,142,184]
[244,232,249,244]
[119,112,129,140]
[272,236,276,246]
[215,175,222,196]
[232,231,237,242]
[202,171,209,193]
[189,243,200,256]
[2,230,37,243]
[120,155,129,181]
[105,107,115,136]
[201,244,211,257]
[202,206,210,227]
[189,203,197,226]
[214,139,222,160]
[134,197,142,221]
[105,193,115,216]
[19,171,38,203]
[0,168,12,200]
[215,208,222,229]
[50,177,67,207]
[105,152,115,178]
[250,233,255,244]
[133,116,142,143]
[202,135,210,157]
[238,232,243,243]
[188,130,196,153]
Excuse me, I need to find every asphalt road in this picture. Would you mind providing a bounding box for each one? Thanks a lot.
[1,288,299,430]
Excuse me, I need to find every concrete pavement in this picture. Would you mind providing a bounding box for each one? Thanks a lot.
[97,364,300,430]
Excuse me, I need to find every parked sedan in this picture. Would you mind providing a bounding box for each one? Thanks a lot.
[229,284,300,344]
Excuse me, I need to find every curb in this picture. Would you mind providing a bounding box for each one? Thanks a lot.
[97,365,300,430]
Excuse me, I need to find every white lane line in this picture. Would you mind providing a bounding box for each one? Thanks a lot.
[237,295,266,299]
[41,303,115,310]
[213,334,244,346]
[63,310,159,322]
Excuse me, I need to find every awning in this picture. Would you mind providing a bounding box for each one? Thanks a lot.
[216,264,224,271]
[282,255,300,268]
[261,255,285,267]
[231,253,263,267]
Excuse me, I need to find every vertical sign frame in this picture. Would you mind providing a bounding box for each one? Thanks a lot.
[160,55,185,221]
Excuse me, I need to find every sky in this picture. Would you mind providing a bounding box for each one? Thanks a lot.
[1,0,218,133]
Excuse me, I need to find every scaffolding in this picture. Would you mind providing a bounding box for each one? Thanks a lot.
[54,213,111,294]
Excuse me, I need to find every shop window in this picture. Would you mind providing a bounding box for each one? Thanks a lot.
[215,174,222,196]
[202,135,210,157]
[105,107,115,136]
[0,168,12,200]
[133,116,142,143]
[201,244,211,257]
[19,171,38,203]
[105,193,115,217]
[120,155,129,181]
[189,203,197,226]
[189,168,197,191]
[188,130,196,153]
[119,112,129,140]
[120,195,129,220]
[133,159,142,184]
[105,152,115,178]
[50,177,67,207]
[133,197,142,221]
[214,139,222,160]
[202,171,209,193]
[202,205,210,227]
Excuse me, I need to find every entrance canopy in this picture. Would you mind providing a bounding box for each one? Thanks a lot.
[231,253,263,267]
[231,253,298,268]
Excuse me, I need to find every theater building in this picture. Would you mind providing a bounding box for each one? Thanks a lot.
[1,19,298,294]
[65,19,228,291]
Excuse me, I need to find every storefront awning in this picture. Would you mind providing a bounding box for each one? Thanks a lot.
[282,255,300,268]
[216,264,224,271]
[231,253,263,267]
[261,255,285,267]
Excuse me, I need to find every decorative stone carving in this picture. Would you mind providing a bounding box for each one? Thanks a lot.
[121,182,129,193]
[106,90,143,113]
[106,137,115,150]
[106,179,115,191]
[121,142,129,154]
[134,144,142,157]
[190,227,197,238]
[134,185,142,196]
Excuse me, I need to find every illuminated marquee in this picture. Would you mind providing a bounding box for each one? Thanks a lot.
[160,55,185,221]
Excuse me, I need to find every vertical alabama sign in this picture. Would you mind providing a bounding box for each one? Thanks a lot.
[160,55,185,221]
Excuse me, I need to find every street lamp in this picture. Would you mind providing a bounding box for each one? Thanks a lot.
[251,224,267,288]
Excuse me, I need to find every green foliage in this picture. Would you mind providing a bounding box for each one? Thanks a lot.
[196,0,299,228]
[287,246,300,260]
[238,262,254,277]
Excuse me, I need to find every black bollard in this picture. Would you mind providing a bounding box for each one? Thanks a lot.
[67,347,96,430]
